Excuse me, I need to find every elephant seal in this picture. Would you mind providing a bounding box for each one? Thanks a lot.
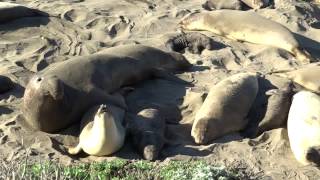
[256,83,294,136]
[68,103,125,156]
[240,0,269,9]
[288,91,320,166]
[165,32,215,54]
[23,45,191,133]
[202,0,243,10]
[126,108,166,161]
[276,65,320,94]
[191,73,259,144]
[0,2,48,23]
[179,10,312,64]
[0,75,14,94]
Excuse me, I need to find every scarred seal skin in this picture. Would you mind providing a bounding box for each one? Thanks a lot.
[23,45,191,133]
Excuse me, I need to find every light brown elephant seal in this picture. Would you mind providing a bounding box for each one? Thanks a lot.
[0,2,48,23]
[240,0,269,9]
[179,10,312,64]
[68,103,125,156]
[202,0,243,10]
[288,91,320,166]
[23,45,191,133]
[191,72,259,144]
[126,108,166,161]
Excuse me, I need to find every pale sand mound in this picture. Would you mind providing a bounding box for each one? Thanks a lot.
[1,0,320,179]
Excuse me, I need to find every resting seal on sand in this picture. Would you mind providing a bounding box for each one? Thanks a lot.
[165,32,214,54]
[288,91,320,166]
[256,83,294,136]
[23,45,191,133]
[202,0,243,10]
[0,2,48,23]
[0,75,14,94]
[179,10,312,64]
[275,65,320,94]
[240,0,269,9]
[126,108,166,161]
[68,103,125,156]
[191,73,258,144]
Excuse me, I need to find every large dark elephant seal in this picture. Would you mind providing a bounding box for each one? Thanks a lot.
[23,45,191,133]
[179,10,312,64]
[191,73,259,144]
[0,2,48,23]
[126,108,166,161]
[288,91,320,166]
[68,103,125,156]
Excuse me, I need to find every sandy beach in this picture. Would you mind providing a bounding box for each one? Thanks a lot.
[1,0,320,179]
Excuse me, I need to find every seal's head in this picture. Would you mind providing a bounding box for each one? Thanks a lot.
[179,12,206,31]
[23,74,69,133]
[191,117,212,144]
[132,131,164,161]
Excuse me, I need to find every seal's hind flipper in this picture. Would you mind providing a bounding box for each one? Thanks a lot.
[292,47,314,65]
[67,144,82,155]
[152,69,194,86]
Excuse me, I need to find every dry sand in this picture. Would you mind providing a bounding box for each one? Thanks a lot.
[1,0,320,179]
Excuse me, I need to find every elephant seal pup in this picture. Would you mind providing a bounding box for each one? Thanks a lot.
[126,108,166,161]
[202,0,243,10]
[288,91,320,166]
[179,10,312,64]
[0,75,14,94]
[191,73,259,144]
[240,0,269,9]
[165,32,215,54]
[23,45,191,133]
[68,103,125,156]
[255,83,294,136]
[0,2,48,23]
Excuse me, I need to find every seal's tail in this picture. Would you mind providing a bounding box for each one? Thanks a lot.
[292,47,314,65]
[306,146,320,167]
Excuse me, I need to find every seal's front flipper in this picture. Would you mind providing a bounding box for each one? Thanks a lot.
[152,69,194,86]
[67,144,82,155]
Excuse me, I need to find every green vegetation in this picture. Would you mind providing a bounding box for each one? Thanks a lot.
[0,158,241,179]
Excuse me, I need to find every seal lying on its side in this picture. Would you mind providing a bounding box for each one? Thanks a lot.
[191,73,259,144]
[256,83,294,136]
[68,103,125,156]
[126,108,166,161]
[0,2,48,23]
[23,45,191,133]
[202,0,243,10]
[288,91,320,166]
[179,10,312,64]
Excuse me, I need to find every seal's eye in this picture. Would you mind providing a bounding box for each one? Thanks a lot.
[36,77,42,82]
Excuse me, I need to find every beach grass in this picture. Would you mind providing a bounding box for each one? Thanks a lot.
[0,158,242,180]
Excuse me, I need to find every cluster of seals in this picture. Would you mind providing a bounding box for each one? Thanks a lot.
[68,103,125,156]
[23,45,191,133]
[0,75,14,94]
[165,32,215,54]
[191,72,259,144]
[126,108,166,161]
[0,2,48,23]
[179,10,312,64]
[287,91,320,166]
